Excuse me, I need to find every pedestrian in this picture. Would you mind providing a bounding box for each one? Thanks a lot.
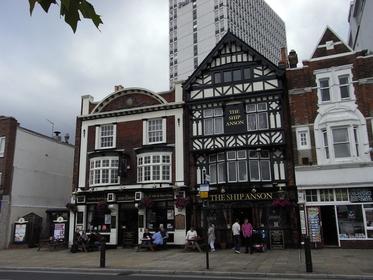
[242,218,253,254]
[232,218,241,254]
[208,223,216,252]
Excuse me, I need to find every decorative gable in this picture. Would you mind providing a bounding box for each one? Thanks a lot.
[311,27,352,59]
[184,32,283,101]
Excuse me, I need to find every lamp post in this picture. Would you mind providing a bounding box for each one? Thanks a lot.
[200,182,209,270]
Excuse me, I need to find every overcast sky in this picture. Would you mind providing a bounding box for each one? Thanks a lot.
[0,0,351,139]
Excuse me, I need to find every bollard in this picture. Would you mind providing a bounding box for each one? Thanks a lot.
[100,241,106,268]
[304,236,313,273]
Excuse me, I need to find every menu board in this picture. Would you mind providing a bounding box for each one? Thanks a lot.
[53,223,65,240]
[270,230,284,249]
[14,224,27,243]
[349,188,373,203]
[307,207,321,243]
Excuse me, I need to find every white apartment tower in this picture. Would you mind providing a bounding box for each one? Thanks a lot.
[169,0,287,88]
[348,0,373,53]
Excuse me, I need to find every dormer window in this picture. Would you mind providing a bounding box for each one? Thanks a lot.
[96,124,116,149]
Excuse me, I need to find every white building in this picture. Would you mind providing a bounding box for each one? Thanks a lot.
[348,0,373,53]
[0,117,74,248]
[169,0,287,88]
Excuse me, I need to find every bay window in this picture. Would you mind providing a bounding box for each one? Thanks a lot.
[137,153,171,183]
[89,157,119,186]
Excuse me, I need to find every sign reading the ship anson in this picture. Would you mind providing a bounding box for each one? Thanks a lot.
[210,192,273,202]
[224,104,246,133]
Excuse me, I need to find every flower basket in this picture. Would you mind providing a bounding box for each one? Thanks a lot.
[272,198,293,208]
[175,196,190,209]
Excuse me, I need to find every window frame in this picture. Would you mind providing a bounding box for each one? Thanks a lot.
[89,156,119,187]
[143,118,167,145]
[246,103,269,131]
[203,108,224,136]
[0,136,5,157]
[95,124,117,150]
[339,75,350,99]
[137,152,172,183]
[319,78,331,102]
[296,127,311,150]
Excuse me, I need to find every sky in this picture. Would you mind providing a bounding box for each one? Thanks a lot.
[0,0,351,139]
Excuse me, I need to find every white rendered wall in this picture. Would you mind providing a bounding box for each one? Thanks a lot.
[6,128,74,246]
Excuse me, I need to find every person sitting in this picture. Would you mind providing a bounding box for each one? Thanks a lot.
[152,229,164,250]
[139,228,153,251]
[159,224,169,248]
[185,226,201,252]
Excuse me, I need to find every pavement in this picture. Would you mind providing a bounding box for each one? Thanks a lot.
[0,247,373,279]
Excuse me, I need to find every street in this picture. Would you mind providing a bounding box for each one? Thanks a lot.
[0,270,332,280]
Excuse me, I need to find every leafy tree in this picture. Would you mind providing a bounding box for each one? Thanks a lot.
[29,0,103,33]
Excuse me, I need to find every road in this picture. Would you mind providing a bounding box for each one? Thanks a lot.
[0,269,331,280]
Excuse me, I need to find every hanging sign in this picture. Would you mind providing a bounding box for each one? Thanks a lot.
[224,104,246,134]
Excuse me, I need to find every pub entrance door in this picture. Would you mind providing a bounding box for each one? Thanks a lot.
[119,205,138,248]
[320,206,338,246]
[232,207,253,224]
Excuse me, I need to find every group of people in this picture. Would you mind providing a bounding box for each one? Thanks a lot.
[71,230,104,253]
[141,225,169,250]
[203,219,254,254]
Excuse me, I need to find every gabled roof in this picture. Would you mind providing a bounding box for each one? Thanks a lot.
[311,26,353,59]
[184,31,283,89]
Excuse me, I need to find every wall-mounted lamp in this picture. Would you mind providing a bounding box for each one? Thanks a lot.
[220,186,226,194]
[177,118,181,127]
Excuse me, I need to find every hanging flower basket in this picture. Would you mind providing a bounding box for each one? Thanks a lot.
[139,197,153,209]
[272,198,293,208]
[175,196,190,209]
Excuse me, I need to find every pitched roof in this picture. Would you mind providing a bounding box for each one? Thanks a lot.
[184,31,283,89]
[311,26,353,59]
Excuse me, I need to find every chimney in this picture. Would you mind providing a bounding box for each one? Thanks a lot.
[54,131,61,142]
[64,133,70,144]
[114,85,124,92]
[278,47,289,68]
[288,50,298,68]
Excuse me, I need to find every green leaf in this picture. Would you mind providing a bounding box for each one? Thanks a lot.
[63,0,80,33]
[60,0,71,11]
[38,0,57,13]
[29,0,37,15]
[78,0,103,28]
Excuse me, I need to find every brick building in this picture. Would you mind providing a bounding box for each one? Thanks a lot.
[184,32,299,249]
[287,27,373,248]
[69,85,187,246]
[0,116,74,248]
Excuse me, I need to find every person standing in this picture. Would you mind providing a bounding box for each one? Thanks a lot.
[232,219,241,254]
[208,223,216,252]
[242,219,253,254]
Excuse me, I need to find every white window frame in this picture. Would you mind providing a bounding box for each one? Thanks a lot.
[296,127,311,150]
[338,74,351,100]
[137,152,172,183]
[203,108,224,136]
[314,66,355,104]
[143,118,166,145]
[246,103,269,131]
[0,137,5,157]
[89,156,119,187]
[95,124,117,150]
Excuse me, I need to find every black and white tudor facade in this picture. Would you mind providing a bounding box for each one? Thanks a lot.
[184,33,299,248]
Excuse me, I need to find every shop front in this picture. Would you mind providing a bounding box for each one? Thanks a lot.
[300,187,373,248]
[71,189,188,247]
[195,190,299,249]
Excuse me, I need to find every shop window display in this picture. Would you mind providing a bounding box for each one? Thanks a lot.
[337,205,365,239]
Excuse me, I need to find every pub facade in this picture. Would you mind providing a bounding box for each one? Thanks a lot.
[68,85,187,246]
[184,32,299,248]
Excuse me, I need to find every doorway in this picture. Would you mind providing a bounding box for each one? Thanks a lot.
[232,207,253,225]
[320,206,338,246]
[118,206,138,247]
